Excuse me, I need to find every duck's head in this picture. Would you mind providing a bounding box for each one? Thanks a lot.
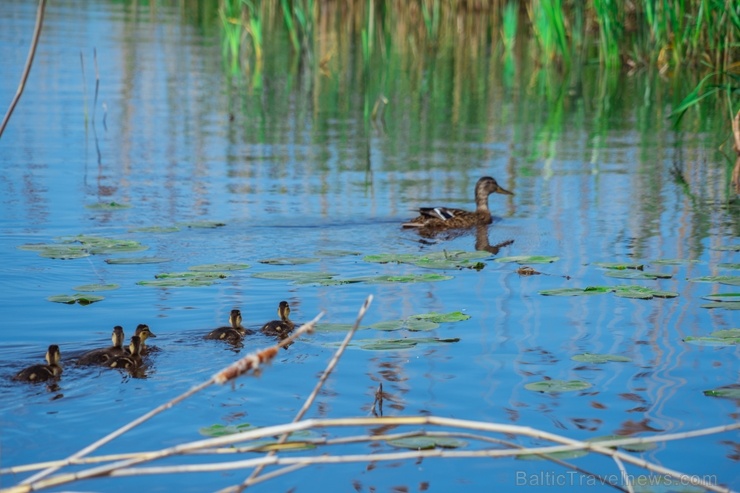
[134,324,156,344]
[477,176,513,197]
[278,301,291,321]
[128,336,142,357]
[229,309,243,328]
[112,326,125,348]
[46,344,61,366]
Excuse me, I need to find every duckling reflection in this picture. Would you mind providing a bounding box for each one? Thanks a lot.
[205,309,254,343]
[77,326,125,365]
[402,176,513,235]
[14,345,62,383]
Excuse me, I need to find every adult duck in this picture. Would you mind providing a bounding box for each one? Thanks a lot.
[402,176,513,230]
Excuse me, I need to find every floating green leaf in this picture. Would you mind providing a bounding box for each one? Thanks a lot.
[703,386,740,399]
[571,353,632,364]
[251,271,336,282]
[594,262,644,270]
[363,253,423,264]
[180,221,226,228]
[612,286,679,299]
[260,257,320,265]
[137,279,215,287]
[199,423,257,437]
[688,275,740,283]
[539,287,610,296]
[387,436,467,450]
[702,293,740,302]
[652,258,701,265]
[524,379,592,393]
[315,249,362,257]
[495,255,559,264]
[710,245,740,252]
[346,337,460,351]
[314,323,368,333]
[189,263,250,272]
[155,271,227,280]
[106,257,171,265]
[74,283,120,292]
[409,311,471,323]
[604,270,671,280]
[700,301,740,310]
[128,225,180,233]
[683,329,740,346]
[37,246,91,259]
[370,319,440,332]
[719,278,740,287]
[85,201,131,210]
[47,294,104,305]
[88,241,148,254]
[718,263,740,270]
[364,251,490,270]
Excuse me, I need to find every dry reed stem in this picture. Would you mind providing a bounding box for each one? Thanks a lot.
[11,313,324,492]
[0,0,46,139]
[231,295,373,492]
[6,416,737,493]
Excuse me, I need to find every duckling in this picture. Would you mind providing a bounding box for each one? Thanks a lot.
[14,345,63,383]
[77,326,125,365]
[402,176,513,231]
[205,309,254,342]
[130,324,156,355]
[109,336,142,370]
[260,301,295,336]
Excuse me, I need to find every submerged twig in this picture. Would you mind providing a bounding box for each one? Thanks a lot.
[0,0,47,139]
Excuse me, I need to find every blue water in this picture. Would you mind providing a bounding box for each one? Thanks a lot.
[1,1,738,492]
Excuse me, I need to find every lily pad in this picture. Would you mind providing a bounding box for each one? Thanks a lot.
[652,258,701,265]
[106,257,171,265]
[348,337,460,351]
[387,436,467,450]
[688,275,740,283]
[180,221,226,228]
[47,294,104,305]
[719,278,740,287]
[370,319,440,332]
[700,301,740,310]
[128,225,180,233]
[137,279,215,287]
[683,329,740,346]
[315,249,362,257]
[495,255,559,264]
[703,386,740,399]
[88,241,148,254]
[314,323,368,333]
[74,283,120,292]
[539,287,610,296]
[612,286,679,299]
[524,379,592,393]
[718,263,740,270]
[37,246,91,259]
[364,251,490,270]
[199,423,257,437]
[604,270,672,280]
[251,271,336,282]
[702,293,740,303]
[85,201,131,210]
[189,263,250,272]
[155,272,227,280]
[259,257,320,265]
[571,353,632,364]
[710,245,740,251]
[409,311,471,323]
[363,253,423,264]
[594,262,644,270]
[355,273,454,284]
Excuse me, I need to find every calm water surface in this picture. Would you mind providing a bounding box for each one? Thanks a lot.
[1,1,738,492]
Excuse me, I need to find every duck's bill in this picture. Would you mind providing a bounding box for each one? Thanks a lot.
[496,186,514,195]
